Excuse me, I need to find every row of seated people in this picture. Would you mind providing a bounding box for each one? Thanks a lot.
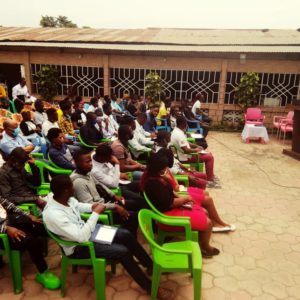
[0,144,234,295]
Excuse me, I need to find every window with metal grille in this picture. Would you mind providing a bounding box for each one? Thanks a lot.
[225,72,300,106]
[31,64,104,98]
[110,68,220,103]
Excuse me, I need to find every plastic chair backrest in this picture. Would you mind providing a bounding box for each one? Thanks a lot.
[286,111,294,121]
[78,133,96,149]
[143,191,164,217]
[245,108,262,120]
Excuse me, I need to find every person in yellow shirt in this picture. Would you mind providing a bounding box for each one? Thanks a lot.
[0,78,9,109]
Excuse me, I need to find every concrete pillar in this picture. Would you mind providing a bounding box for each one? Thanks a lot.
[103,55,109,95]
[23,51,32,93]
[216,59,228,122]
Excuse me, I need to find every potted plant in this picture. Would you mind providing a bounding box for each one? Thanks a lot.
[234,72,260,111]
[34,66,59,103]
[144,72,162,107]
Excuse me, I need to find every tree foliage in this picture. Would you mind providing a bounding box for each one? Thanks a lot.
[144,72,162,103]
[234,72,260,111]
[40,15,77,28]
[35,66,59,102]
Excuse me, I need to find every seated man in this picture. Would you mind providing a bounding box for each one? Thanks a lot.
[126,116,153,160]
[79,112,103,146]
[20,109,42,145]
[143,104,159,133]
[86,97,99,113]
[42,108,59,137]
[0,119,35,157]
[111,125,145,180]
[34,99,48,126]
[171,116,220,187]
[0,147,46,206]
[0,196,60,289]
[71,96,87,130]
[58,99,77,138]
[135,112,156,139]
[43,175,170,298]
[47,128,75,170]
[101,103,119,139]
[91,144,146,210]
[70,150,138,235]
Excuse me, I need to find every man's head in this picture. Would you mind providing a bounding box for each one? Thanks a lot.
[150,105,159,118]
[73,149,93,174]
[46,108,58,123]
[8,147,29,170]
[118,124,134,142]
[47,128,64,147]
[136,112,147,126]
[86,112,97,125]
[50,175,74,201]
[156,131,171,148]
[73,96,84,111]
[21,110,31,122]
[90,97,98,108]
[102,103,112,116]
[34,99,44,113]
[3,119,19,138]
[176,116,188,130]
[95,143,113,163]
[59,99,72,116]
[195,92,204,102]
[121,116,136,131]
[20,78,26,87]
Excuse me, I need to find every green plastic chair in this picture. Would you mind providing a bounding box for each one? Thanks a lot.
[174,174,189,187]
[78,134,111,149]
[138,209,202,300]
[0,234,22,294]
[9,100,17,114]
[143,192,198,244]
[44,225,116,300]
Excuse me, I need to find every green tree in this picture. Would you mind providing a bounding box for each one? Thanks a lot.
[35,66,59,102]
[234,72,260,111]
[40,15,77,28]
[144,72,162,104]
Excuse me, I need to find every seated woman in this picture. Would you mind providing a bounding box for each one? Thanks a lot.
[0,196,60,289]
[141,152,232,257]
[156,148,235,233]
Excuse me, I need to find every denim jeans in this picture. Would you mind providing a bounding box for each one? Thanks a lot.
[70,228,152,292]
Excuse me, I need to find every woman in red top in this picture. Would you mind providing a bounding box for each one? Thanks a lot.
[141,151,219,257]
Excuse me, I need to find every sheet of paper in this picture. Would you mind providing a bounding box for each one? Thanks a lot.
[179,185,187,192]
[95,226,117,244]
[190,133,203,139]
[119,179,131,185]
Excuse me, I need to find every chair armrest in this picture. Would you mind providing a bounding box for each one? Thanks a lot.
[31,153,44,159]
[34,159,72,175]
[80,213,110,225]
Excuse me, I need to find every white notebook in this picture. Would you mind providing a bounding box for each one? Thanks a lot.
[90,224,118,244]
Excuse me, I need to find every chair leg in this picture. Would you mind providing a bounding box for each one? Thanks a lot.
[283,131,286,145]
[151,263,161,300]
[192,268,202,300]
[60,257,68,297]
[10,250,22,294]
[93,259,106,300]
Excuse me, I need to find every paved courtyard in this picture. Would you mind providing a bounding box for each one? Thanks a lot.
[1,131,300,300]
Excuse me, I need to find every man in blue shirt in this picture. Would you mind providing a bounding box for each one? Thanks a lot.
[143,105,159,133]
[0,119,34,158]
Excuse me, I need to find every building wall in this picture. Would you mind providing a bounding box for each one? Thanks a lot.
[0,49,299,128]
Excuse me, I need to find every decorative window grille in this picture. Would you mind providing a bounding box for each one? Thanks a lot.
[31,64,104,98]
[110,68,220,103]
[225,72,300,106]
[222,110,243,123]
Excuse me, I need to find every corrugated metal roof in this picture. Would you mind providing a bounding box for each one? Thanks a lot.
[0,27,300,45]
[1,41,300,53]
[0,27,299,54]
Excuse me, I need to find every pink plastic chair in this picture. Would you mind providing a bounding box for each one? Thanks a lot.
[279,119,293,144]
[244,108,265,125]
[272,111,294,136]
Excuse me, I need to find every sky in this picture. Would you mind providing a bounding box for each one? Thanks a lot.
[1,0,300,29]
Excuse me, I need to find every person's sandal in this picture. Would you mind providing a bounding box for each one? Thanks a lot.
[201,247,220,258]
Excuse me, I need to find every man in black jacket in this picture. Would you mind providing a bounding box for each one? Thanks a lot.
[79,112,103,146]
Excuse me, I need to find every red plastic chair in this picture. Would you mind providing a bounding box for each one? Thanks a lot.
[279,119,293,144]
[272,111,294,137]
[244,108,265,125]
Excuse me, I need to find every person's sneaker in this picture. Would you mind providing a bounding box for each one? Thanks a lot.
[207,181,221,189]
[35,270,61,290]
[213,176,221,183]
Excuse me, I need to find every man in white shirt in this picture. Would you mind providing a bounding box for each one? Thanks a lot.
[126,117,152,160]
[86,97,99,113]
[91,144,146,210]
[171,116,218,185]
[43,175,156,296]
[101,103,119,138]
[12,78,30,112]
[34,99,48,126]
[135,112,156,139]
[42,108,59,137]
